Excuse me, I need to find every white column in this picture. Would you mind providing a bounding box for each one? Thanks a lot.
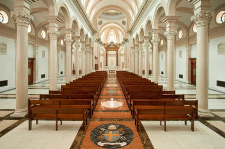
[47,17,59,90]
[192,1,212,116]
[151,31,160,83]
[75,40,80,79]
[143,36,150,79]
[81,41,86,76]
[92,48,95,72]
[131,47,135,73]
[124,45,127,70]
[65,31,73,83]
[89,48,92,73]
[134,45,139,75]
[103,49,106,70]
[163,16,179,91]
[98,45,101,70]
[139,42,143,76]
[85,49,89,74]
[11,0,33,117]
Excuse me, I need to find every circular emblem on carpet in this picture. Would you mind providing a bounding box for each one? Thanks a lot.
[90,123,134,148]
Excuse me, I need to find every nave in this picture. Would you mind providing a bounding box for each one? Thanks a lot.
[0,72,225,149]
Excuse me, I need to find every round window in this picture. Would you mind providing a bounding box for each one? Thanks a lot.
[216,11,225,24]
[0,11,8,24]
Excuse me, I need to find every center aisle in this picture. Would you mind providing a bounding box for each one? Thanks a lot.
[80,73,145,149]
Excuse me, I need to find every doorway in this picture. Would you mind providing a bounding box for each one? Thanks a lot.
[190,58,196,85]
[28,58,34,85]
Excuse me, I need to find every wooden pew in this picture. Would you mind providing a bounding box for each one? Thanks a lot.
[134,102,195,131]
[28,99,88,131]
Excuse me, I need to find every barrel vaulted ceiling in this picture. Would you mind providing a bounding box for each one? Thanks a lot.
[79,0,145,43]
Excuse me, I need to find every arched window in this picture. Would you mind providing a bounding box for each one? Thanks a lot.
[28,24,31,33]
[221,12,225,23]
[193,24,197,33]
[41,30,46,39]
[61,39,64,45]
[178,30,184,39]
[0,11,8,24]
[216,11,225,24]
[110,34,115,42]
[160,39,164,45]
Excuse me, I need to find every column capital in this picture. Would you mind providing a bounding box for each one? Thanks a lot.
[151,38,160,45]
[11,12,33,26]
[191,11,212,27]
[47,30,60,40]
[164,31,177,40]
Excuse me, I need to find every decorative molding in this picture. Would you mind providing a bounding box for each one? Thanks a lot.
[71,0,95,34]
[0,42,7,55]
[218,42,225,55]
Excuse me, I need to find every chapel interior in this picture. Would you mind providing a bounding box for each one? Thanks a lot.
[0,0,225,148]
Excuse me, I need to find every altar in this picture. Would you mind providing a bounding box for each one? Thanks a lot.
[105,42,119,73]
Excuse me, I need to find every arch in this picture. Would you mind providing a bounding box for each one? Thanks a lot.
[57,1,72,28]
[71,19,79,36]
[152,2,167,29]
[139,28,144,42]
[135,34,139,44]
[44,0,57,16]
[145,20,152,36]
[85,34,89,44]
[166,0,178,16]
[80,28,85,41]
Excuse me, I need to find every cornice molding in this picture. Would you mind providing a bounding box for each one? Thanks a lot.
[71,0,95,35]
[129,0,152,34]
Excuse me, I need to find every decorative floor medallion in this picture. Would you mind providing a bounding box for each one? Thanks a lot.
[101,101,122,108]
[90,123,134,148]
[107,90,117,94]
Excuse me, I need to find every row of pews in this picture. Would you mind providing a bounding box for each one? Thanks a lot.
[117,71,198,131]
[28,71,107,131]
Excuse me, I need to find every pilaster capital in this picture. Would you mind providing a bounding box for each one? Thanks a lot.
[47,30,60,40]
[164,31,177,40]
[191,11,212,27]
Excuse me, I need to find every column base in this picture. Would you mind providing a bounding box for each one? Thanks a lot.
[10,108,28,118]
[198,109,215,118]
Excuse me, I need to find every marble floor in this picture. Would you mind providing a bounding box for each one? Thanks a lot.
[0,74,225,148]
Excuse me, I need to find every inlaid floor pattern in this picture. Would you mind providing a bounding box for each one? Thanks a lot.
[81,74,144,149]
